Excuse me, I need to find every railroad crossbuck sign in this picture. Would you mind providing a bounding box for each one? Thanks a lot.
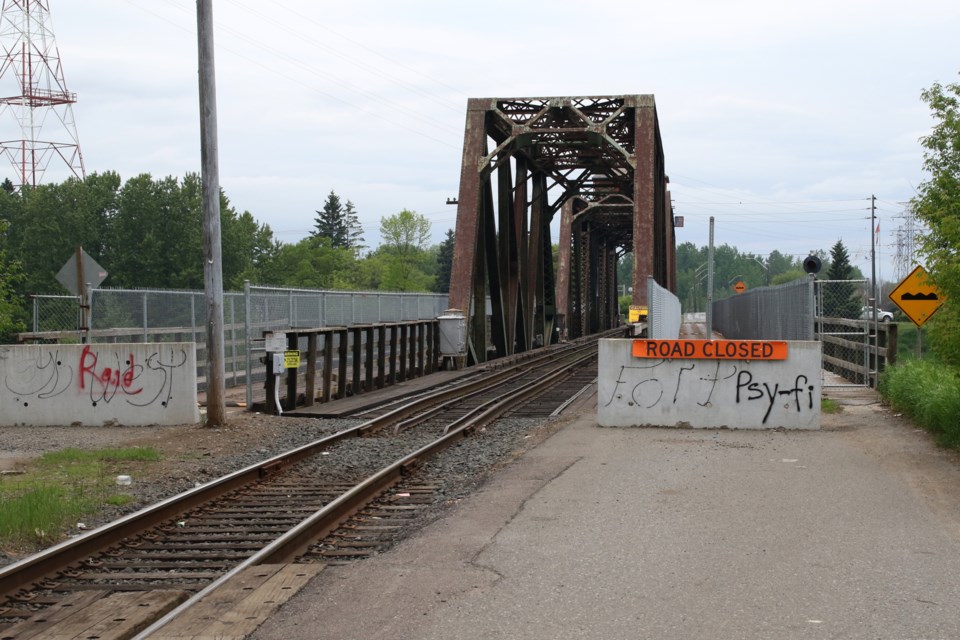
[888,265,945,327]
[632,339,789,360]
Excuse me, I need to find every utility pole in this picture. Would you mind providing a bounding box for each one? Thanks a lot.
[871,195,878,300]
[197,0,225,427]
[706,217,715,338]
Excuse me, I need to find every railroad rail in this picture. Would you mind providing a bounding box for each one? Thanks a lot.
[0,331,613,639]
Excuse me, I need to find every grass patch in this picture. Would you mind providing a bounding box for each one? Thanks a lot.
[821,398,842,414]
[894,323,932,360]
[0,446,160,549]
[879,358,960,448]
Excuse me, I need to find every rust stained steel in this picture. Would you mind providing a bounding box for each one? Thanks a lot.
[449,96,674,362]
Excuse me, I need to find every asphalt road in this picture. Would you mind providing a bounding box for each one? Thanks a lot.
[252,389,960,640]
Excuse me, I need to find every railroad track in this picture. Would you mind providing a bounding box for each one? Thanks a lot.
[0,333,610,639]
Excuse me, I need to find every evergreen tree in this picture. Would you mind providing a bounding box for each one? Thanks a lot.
[434,229,454,293]
[827,240,854,280]
[825,239,860,318]
[313,191,365,253]
[313,190,347,248]
[343,200,366,255]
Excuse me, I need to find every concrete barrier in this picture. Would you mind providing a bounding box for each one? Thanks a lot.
[0,343,200,427]
[598,339,821,430]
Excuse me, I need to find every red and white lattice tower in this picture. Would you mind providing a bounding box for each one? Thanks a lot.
[0,0,84,189]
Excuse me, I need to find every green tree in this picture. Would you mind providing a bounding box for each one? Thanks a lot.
[109,174,202,288]
[824,239,861,318]
[379,209,432,291]
[271,236,354,289]
[7,172,120,294]
[772,269,806,286]
[913,78,960,365]
[0,218,25,342]
[766,250,798,281]
[313,190,345,246]
[343,200,366,255]
[433,228,454,293]
[313,190,365,253]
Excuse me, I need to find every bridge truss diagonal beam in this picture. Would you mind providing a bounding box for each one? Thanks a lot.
[449,95,675,364]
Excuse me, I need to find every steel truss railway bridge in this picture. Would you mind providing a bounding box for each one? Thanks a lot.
[449,95,676,365]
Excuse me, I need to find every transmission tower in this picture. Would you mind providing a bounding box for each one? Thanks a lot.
[893,206,921,282]
[0,0,84,190]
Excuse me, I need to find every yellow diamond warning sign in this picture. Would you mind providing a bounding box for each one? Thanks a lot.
[888,265,945,327]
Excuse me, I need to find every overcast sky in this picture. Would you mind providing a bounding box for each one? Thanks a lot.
[8,0,959,283]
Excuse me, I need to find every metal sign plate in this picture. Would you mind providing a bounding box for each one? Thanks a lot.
[888,265,945,327]
[55,248,108,295]
[264,332,287,353]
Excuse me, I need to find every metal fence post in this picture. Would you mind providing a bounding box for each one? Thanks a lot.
[244,280,252,409]
[32,295,37,333]
[229,295,237,386]
[143,292,149,342]
[190,294,197,345]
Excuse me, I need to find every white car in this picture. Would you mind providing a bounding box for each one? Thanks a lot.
[860,306,894,322]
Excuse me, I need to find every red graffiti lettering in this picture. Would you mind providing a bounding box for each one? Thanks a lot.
[79,345,142,398]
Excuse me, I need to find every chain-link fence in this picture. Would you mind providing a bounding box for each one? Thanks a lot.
[815,279,870,386]
[29,295,81,336]
[712,277,815,340]
[646,276,681,339]
[26,285,449,398]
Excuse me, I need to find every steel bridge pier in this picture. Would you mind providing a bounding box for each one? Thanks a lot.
[449,95,675,364]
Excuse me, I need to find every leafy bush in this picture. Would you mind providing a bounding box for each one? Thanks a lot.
[879,358,960,448]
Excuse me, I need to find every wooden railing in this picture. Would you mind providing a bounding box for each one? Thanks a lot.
[263,320,441,414]
[816,317,898,388]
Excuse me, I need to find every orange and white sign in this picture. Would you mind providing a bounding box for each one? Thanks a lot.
[632,339,788,360]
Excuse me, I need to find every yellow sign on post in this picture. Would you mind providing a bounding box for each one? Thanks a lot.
[283,350,301,369]
[628,305,648,323]
[888,265,945,327]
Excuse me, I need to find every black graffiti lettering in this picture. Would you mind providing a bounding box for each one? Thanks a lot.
[775,374,809,413]
[675,364,696,404]
[736,370,764,403]
[603,366,630,407]
[632,378,664,409]
[762,382,780,423]
[697,362,718,407]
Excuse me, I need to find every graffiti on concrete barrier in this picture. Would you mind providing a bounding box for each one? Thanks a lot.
[603,358,815,425]
[3,345,190,410]
[1,347,73,405]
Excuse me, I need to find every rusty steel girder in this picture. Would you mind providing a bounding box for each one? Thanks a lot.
[449,95,674,363]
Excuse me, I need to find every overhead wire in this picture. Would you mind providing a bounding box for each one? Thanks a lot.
[123,0,460,148]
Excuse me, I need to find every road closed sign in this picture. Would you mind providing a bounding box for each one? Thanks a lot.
[632,339,789,360]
